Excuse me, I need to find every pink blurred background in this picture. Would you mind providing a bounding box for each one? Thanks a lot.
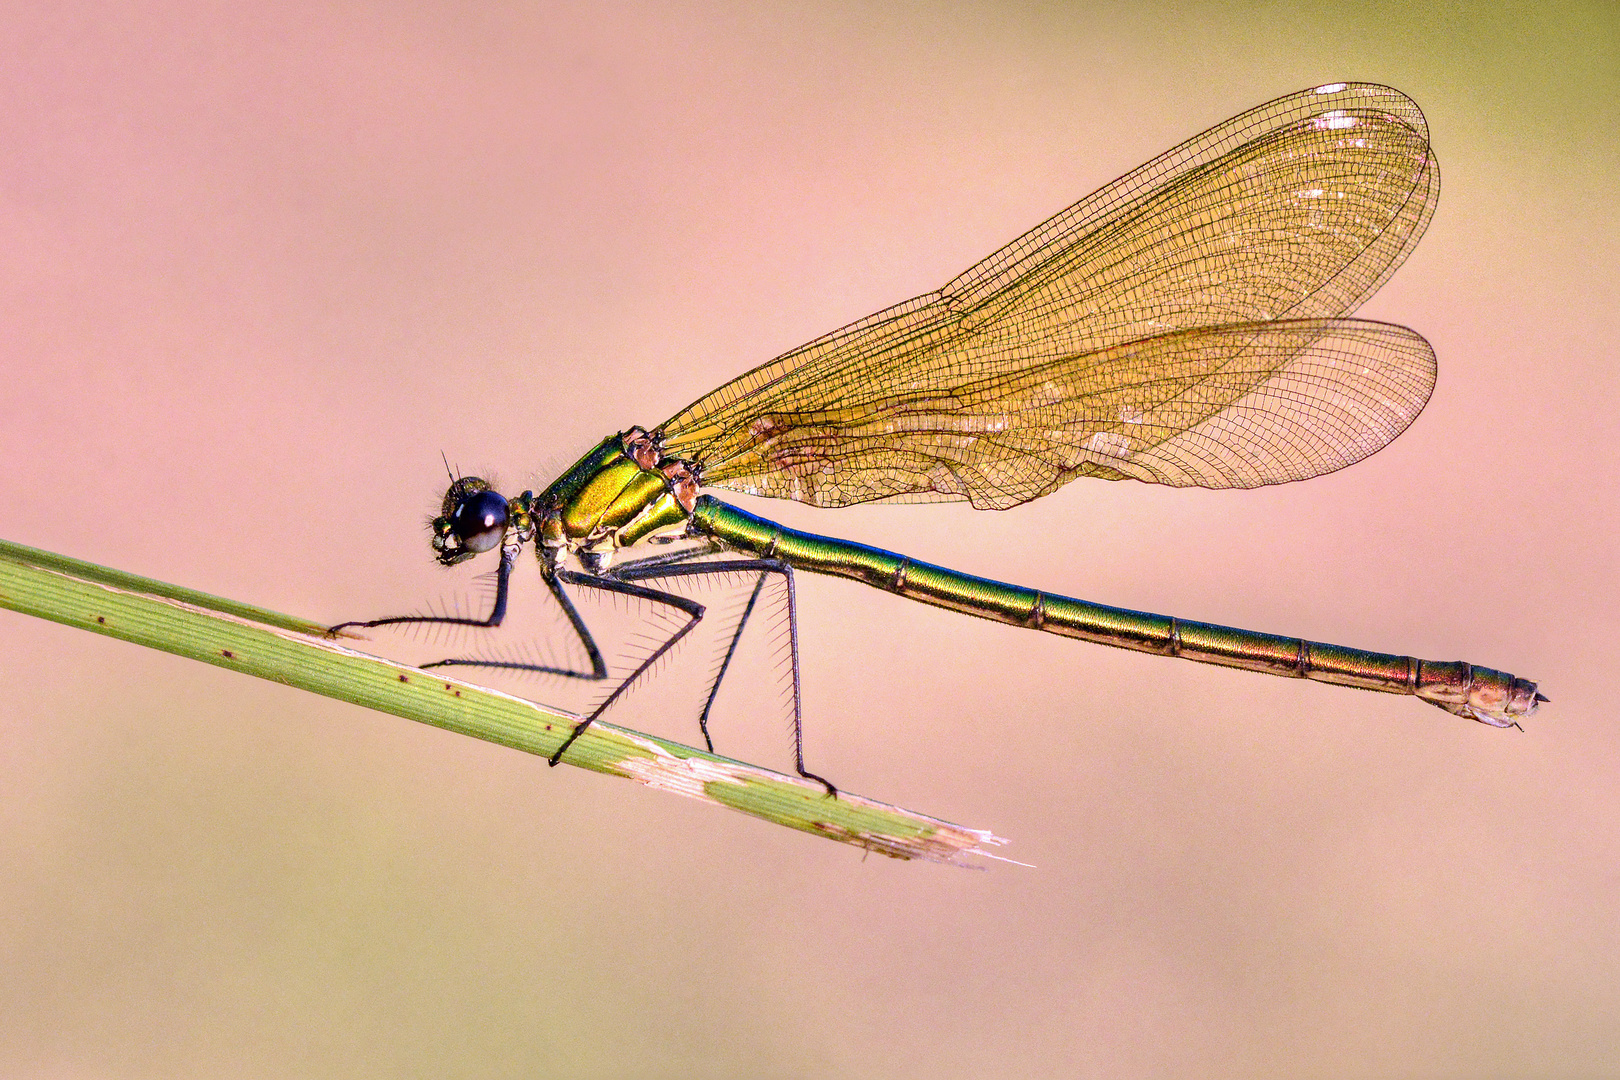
[2,2,1616,1076]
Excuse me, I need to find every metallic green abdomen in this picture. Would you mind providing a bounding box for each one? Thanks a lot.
[689,496,1540,726]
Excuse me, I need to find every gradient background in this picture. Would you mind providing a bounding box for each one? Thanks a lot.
[2,2,1616,1076]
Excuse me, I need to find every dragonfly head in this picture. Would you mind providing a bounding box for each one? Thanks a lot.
[431,476,511,566]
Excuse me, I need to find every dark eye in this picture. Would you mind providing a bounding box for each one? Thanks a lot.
[450,489,509,553]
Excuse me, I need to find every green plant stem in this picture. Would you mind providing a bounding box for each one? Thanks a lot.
[0,538,1008,866]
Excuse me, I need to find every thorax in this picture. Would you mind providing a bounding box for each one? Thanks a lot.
[536,428,698,569]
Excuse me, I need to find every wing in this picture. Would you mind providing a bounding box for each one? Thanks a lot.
[677,319,1435,507]
[658,83,1439,508]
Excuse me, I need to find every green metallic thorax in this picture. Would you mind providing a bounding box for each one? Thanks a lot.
[536,431,694,560]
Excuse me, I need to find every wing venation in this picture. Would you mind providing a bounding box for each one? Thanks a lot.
[657,84,1439,509]
[688,319,1436,508]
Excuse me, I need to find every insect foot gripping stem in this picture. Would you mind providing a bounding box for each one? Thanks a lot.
[1415,661,1546,728]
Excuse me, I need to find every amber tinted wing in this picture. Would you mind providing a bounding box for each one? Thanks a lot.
[657,83,1439,509]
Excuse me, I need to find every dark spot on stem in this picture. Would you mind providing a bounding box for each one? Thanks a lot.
[96,616,105,624]
[398,674,409,682]
[221,650,234,659]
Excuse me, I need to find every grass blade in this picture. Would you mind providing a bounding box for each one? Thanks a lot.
[0,538,1009,866]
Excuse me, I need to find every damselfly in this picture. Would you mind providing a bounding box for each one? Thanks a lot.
[336,84,1542,795]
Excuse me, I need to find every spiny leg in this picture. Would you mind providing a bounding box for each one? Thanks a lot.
[329,543,520,635]
[697,572,769,754]
[612,554,769,753]
[421,568,608,682]
[609,557,836,798]
[330,546,609,683]
[545,569,707,767]
[332,542,834,795]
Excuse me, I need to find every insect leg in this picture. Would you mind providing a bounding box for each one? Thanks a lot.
[329,543,520,635]
[609,557,835,797]
[421,567,609,682]
[331,546,610,681]
[545,569,707,766]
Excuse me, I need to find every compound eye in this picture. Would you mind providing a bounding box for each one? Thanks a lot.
[450,489,509,553]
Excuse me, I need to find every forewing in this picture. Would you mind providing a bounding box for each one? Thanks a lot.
[659,83,1439,508]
